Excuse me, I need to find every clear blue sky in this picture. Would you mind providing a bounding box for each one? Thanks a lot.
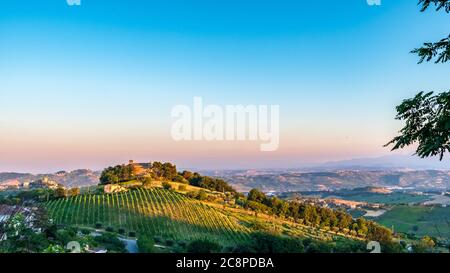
[1,0,449,172]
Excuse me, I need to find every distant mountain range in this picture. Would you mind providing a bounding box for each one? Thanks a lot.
[194,155,450,192]
[1,155,449,193]
[205,170,450,192]
[316,155,450,171]
[0,169,100,191]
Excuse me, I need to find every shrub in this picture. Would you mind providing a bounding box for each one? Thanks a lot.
[106,227,114,232]
[94,233,126,253]
[138,176,153,184]
[186,191,197,199]
[154,236,162,243]
[137,236,155,253]
[223,246,234,253]
[162,181,172,190]
[173,175,188,184]
[196,190,208,201]
[129,231,136,238]
[80,228,91,235]
[248,232,304,253]
[305,241,332,253]
[118,228,125,235]
[178,241,187,248]
[95,223,102,229]
[166,239,174,246]
[187,239,222,253]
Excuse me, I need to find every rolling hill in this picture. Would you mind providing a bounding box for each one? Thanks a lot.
[44,186,359,249]
[45,187,249,246]
[376,205,450,239]
[214,170,450,192]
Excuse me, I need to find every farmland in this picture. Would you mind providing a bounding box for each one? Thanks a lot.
[281,188,433,205]
[375,205,450,239]
[334,192,432,205]
[44,187,360,249]
[45,188,250,246]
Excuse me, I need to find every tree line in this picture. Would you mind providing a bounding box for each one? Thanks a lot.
[243,189,393,244]
[99,162,236,193]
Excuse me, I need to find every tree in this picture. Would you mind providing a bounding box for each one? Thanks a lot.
[421,235,436,248]
[55,187,67,198]
[173,174,188,184]
[162,162,177,180]
[366,222,393,245]
[68,187,80,197]
[150,162,177,180]
[412,35,450,64]
[414,1,450,63]
[385,91,450,160]
[411,236,435,253]
[387,1,450,160]
[196,190,208,201]
[356,217,368,237]
[99,165,134,184]
[181,170,194,180]
[1,213,51,253]
[247,189,266,203]
[418,0,450,13]
[245,200,269,215]
[162,181,172,190]
[138,176,153,187]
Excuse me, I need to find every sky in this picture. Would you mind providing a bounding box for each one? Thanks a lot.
[1,0,450,172]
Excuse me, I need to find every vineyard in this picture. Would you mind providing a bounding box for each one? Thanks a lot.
[44,188,251,246]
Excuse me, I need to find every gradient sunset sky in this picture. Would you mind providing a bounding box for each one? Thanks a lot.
[1,0,450,172]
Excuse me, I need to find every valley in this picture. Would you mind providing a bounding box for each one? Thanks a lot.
[1,162,449,253]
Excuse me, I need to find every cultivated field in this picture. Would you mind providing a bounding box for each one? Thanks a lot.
[375,205,450,238]
[335,192,431,205]
[45,188,250,246]
[44,187,355,247]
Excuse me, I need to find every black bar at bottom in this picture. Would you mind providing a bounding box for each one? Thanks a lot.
[1,253,446,272]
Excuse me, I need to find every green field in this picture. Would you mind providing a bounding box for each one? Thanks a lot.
[45,187,356,248]
[45,188,251,246]
[375,205,450,238]
[335,192,431,205]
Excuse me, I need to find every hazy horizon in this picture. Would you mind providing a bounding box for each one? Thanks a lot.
[1,154,449,174]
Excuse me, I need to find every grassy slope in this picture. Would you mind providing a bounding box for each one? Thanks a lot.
[340,193,431,205]
[46,188,250,247]
[44,186,361,248]
[375,205,450,238]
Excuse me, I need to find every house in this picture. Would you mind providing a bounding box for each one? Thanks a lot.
[30,177,60,190]
[104,184,128,194]
[0,179,21,191]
